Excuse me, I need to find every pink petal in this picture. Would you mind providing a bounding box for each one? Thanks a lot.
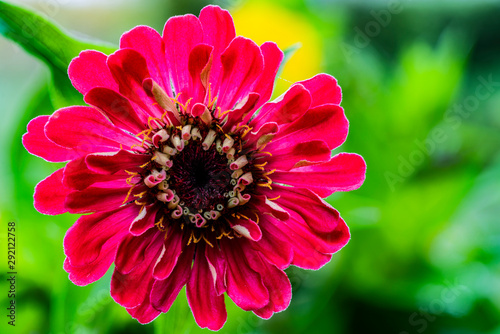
[126,297,161,325]
[251,83,311,128]
[68,50,118,95]
[242,247,291,318]
[107,48,163,118]
[252,42,284,110]
[187,243,227,331]
[205,244,227,295]
[65,180,133,214]
[229,217,262,241]
[217,37,264,111]
[34,168,69,215]
[199,5,236,94]
[285,212,350,268]
[85,150,150,175]
[245,122,278,149]
[129,204,159,236]
[85,87,147,133]
[250,215,293,270]
[151,245,195,312]
[298,73,342,107]
[163,14,203,102]
[266,184,341,233]
[266,140,331,171]
[23,116,80,162]
[45,106,140,153]
[120,25,170,94]
[221,239,269,310]
[126,295,161,325]
[64,253,114,286]
[261,214,333,270]
[272,153,366,198]
[111,231,163,308]
[114,229,158,274]
[63,205,140,268]
[188,43,213,105]
[153,226,184,280]
[249,195,290,222]
[223,92,260,130]
[269,103,348,152]
[62,157,128,191]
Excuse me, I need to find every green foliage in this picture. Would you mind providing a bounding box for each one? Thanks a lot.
[0,0,116,108]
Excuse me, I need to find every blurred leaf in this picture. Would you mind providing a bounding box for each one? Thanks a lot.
[0,1,117,108]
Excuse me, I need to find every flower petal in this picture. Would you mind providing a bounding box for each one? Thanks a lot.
[120,25,169,94]
[62,157,129,191]
[84,87,147,133]
[223,92,260,130]
[251,83,311,128]
[45,106,140,152]
[266,140,331,171]
[63,205,140,268]
[221,239,269,310]
[111,231,163,308]
[187,243,227,331]
[64,253,114,286]
[114,229,158,275]
[252,42,284,110]
[126,297,161,325]
[285,212,350,268]
[85,150,150,175]
[205,243,227,295]
[217,37,264,111]
[199,5,235,93]
[251,215,293,270]
[107,48,163,118]
[272,153,366,198]
[163,14,203,102]
[152,225,184,280]
[23,116,80,162]
[298,73,342,107]
[187,43,213,105]
[65,180,134,214]
[261,214,333,270]
[34,168,69,215]
[151,245,195,312]
[229,217,262,241]
[269,103,348,152]
[68,50,118,95]
[266,184,341,233]
[242,246,291,319]
[129,204,158,236]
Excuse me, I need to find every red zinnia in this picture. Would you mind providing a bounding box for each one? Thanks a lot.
[23,5,366,330]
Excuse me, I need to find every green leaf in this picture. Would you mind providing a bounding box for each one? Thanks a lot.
[0,1,117,108]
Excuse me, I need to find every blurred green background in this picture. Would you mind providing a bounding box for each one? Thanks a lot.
[1,0,499,333]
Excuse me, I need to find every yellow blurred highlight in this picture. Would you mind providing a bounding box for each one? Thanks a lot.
[231,0,323,96]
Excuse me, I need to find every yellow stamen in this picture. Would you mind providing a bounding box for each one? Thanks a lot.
[202,235,214,248]
[241,126,253,138]
[122,185,136,204]
[140,160,151,168]
[263,169,276,176]
[134,191,148,198]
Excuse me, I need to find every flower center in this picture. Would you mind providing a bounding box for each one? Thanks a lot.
[138,115,254,232]
[168,143,232,212]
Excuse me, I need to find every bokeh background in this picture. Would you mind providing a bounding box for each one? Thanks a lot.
[1,0,499,333]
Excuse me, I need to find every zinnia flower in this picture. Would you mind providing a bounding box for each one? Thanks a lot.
[23,5,366,330]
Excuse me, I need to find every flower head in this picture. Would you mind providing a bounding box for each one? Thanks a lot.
[23,5,366,330]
